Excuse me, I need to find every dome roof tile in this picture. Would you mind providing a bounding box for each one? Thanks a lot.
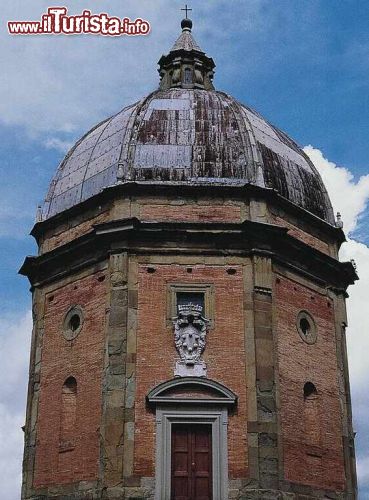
[43,89,333,224]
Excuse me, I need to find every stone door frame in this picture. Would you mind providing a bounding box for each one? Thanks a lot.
[155,405,229,500]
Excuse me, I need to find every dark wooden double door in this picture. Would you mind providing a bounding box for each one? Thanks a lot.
[171,424,212,500]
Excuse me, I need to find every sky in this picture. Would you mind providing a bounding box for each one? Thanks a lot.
[1,0,368,498]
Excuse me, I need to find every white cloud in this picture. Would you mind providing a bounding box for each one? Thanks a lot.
[339,239,369,388]
[0,405,25,500]
[304,146,369,234]
[44,137,73,153]
[357,455,369,487]
[0,310,32,500]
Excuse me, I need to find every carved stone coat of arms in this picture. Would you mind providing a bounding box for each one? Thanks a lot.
[173,303,209,377]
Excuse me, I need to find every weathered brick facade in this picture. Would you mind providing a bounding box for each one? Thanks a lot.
[20,190,357,499]
[276,276,345,491]
[33,272,106,489]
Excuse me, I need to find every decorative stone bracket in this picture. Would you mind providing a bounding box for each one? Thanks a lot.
[173,303,209,377]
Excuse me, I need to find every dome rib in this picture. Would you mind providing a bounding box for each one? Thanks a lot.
[79,116,113,205]
[117,97,147,179]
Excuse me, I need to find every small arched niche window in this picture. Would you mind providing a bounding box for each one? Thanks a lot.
[304,381,317,399]
[60,377,77,449]
[303,382,320,446]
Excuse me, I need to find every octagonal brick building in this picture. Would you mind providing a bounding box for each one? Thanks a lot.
[21,17,358,500]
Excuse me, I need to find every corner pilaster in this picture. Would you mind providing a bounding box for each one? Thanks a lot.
[22,287,45,499]
[250,255,280,490]
[100,252,129,490]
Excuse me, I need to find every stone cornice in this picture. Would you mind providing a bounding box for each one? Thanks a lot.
[30,182,346,245]
[20,218,357,290]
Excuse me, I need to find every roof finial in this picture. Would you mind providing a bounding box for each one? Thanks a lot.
[335,211,343,228]
[36,204,43,223]
[351,258,358,273]
[181,5,193,31]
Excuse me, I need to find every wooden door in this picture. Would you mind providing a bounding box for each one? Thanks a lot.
[171,424,212,500]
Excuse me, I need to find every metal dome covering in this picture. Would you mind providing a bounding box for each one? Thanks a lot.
[43,88,334,224]
[43,19,334,224]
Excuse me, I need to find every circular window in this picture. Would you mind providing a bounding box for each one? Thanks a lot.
[63,306,83,340]
[296,311,317,345]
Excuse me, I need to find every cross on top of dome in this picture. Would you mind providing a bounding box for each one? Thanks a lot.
[181,4,192,19]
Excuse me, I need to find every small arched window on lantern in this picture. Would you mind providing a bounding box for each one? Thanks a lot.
[60,376,77,451]
[303,382,320,447]
[183,67,193,85]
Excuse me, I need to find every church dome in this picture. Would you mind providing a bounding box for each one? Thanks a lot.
[43,20,334,225]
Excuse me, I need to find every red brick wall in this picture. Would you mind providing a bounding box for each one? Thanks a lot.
[271,214,330,255]
[33,272,106,488]
[275,275,345,491]
[42,202,241,253]
[140,203,241,222]
[134,264,248,479]
[42,210,111,253]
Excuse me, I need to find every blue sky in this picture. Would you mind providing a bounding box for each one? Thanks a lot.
[1,1,368,498]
